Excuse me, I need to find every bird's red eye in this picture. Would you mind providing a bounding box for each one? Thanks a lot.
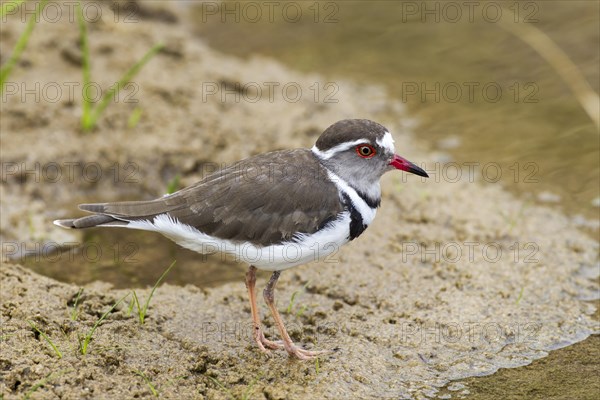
[356,144,376,158]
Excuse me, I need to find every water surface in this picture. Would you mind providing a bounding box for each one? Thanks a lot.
[193,0,599,220]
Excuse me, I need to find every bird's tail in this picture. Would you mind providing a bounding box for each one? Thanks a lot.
[53,203,131,229]
[53,214,122,229]
[53,200,173,229]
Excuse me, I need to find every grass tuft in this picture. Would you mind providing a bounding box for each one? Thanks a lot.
[132,260,176,324]
[0,0,47,94]
[166,174,181,195]
[79,292,129,355]
[76,2,163,132]
[23,369,70,400]
[286,290,300,314]
[126,293,136,317]
[209,374,261,400]
[27,320,62,359]
[516,286,525,304]
[286,281,310,315]
[0,0,25,18]
[70,288,84,321]
[127,106,144,128]
[296,304,308,317]
[133,369,159,397]
[0,333,14,341]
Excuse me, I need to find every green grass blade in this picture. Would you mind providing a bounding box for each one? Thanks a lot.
[75,1,162,133]
[241,374,262,400]
[286,289,300,314]
[23,369,70,400]
[76,1,93,131]
[86,42,164,131]
[166,174,180,195]
[516,286,525,304]
[208,377,234,398]
[0,0,47,94]
[70,288,84,321]
[0,0,24,18]
[133,370,158,397]
[127,106,143,128]
[127,291,137,316]
[0,333,14,341]
[131,290,142,322]
[286,281,310,314]
[27,320,62,359]
[80,293,129,355]
[139,260,176,324]
[296,304,308,317]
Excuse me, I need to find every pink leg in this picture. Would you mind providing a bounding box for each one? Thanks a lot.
[245,266,283,352]
[263,271,329,360]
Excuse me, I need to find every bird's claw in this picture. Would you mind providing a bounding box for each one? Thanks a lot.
[255,330,328,360]
[254,330,284,352]
[284,344,330,360]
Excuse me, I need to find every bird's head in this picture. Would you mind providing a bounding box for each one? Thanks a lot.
[312,119,428,202]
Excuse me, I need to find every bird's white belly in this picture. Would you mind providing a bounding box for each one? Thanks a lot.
[126,212,357,271]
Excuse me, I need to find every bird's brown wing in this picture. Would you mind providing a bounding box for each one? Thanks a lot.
[78,149,344,246]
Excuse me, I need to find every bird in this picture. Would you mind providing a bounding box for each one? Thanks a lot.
[54,119,428,360]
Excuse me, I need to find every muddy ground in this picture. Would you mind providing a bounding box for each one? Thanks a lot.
[1,1,598,399]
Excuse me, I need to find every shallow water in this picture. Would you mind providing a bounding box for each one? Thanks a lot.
[20,228,262,289]
[193,0,599,220]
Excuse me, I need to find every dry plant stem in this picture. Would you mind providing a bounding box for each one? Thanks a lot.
[245,265,283,352]
[498,13,600,129]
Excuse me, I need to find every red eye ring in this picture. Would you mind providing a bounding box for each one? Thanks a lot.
[356,144,376,158]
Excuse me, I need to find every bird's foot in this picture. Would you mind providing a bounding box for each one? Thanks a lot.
[284,343,330,360]
[254,330,284,352]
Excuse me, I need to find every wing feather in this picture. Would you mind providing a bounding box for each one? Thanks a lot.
[72,149,343,246]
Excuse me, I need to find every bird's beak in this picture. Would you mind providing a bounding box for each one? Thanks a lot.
[389,154,429,177]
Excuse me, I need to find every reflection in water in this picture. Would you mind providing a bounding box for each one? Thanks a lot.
[21,229,256,289]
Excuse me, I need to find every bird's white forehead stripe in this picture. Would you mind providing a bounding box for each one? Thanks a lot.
[312,139,367,160]
[313,132,395,160]
[376,131,395,154]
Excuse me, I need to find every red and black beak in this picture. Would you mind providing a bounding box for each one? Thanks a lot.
[389,154,429,177]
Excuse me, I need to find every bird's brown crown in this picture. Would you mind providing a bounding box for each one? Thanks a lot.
[314,119,389,151]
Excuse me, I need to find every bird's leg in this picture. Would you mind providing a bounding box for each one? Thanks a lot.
[245,265,283,352]
[263,271,329,360]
